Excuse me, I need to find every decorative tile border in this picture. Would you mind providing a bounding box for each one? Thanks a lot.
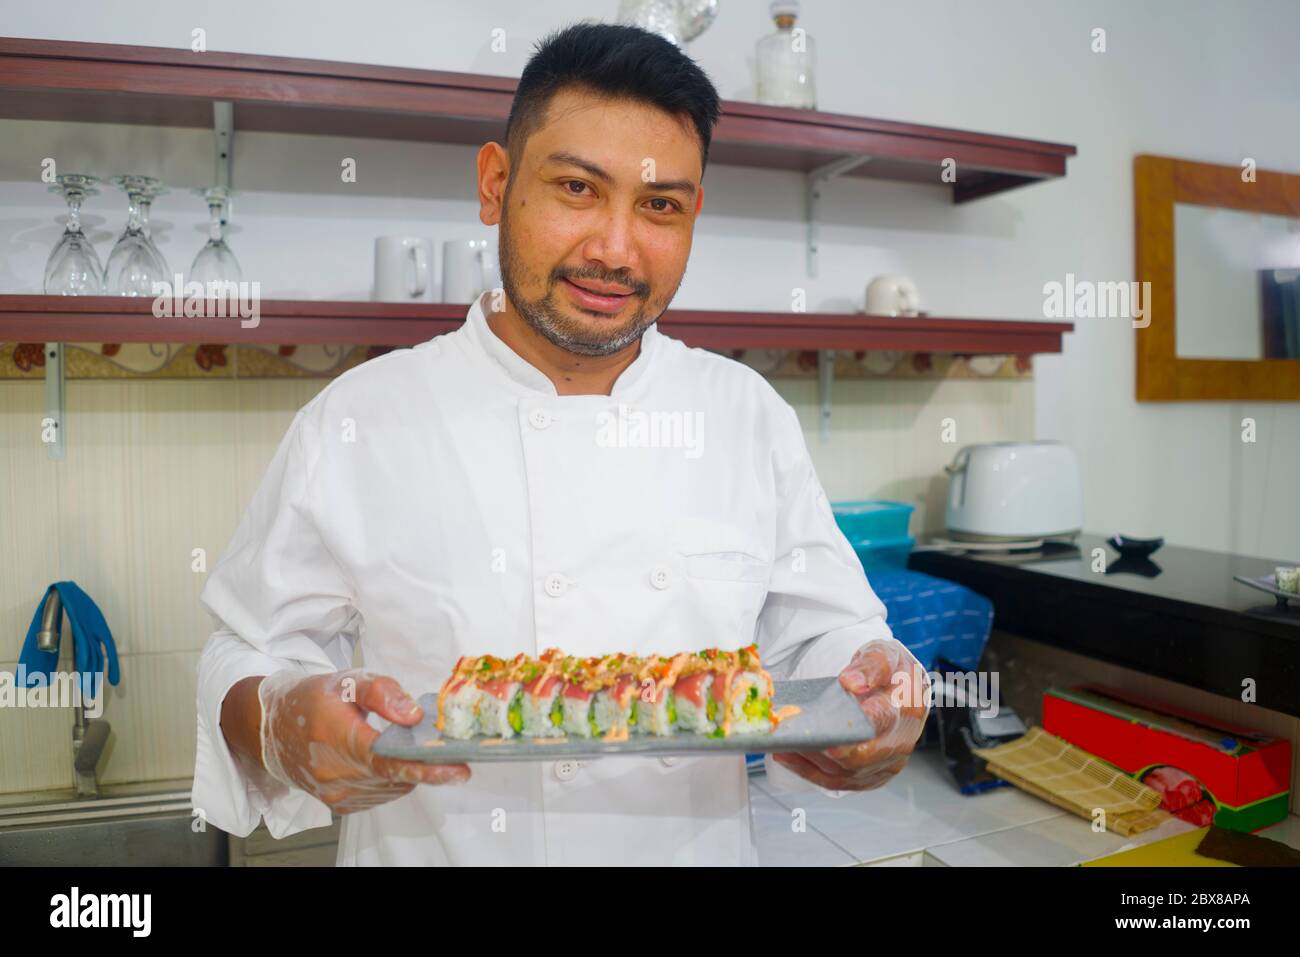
[0,342,395,379]
[0,342,1031,380]
[733,349,1032,380]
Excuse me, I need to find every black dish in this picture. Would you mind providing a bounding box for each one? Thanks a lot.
[1107,534,1164,558]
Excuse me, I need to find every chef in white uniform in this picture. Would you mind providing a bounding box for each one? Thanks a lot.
[192,22,929,866]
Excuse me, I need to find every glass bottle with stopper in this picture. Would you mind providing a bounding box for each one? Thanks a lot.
[756,1,817,109]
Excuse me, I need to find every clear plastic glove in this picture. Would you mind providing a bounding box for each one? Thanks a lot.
[771,638,930,791]
[258,668,470,813]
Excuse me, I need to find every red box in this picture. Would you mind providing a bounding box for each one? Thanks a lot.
[1043,685,1291,832]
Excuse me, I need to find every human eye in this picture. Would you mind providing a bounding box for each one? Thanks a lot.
[646,197,682,214]
[561,179,591,196]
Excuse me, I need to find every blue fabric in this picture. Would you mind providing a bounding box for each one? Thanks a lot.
[867,569,993,672]
[18,582,120,699]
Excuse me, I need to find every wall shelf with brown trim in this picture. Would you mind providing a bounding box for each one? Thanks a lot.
[0,37,1077,454]
[0,38,1076,203]
[0,295,1073,353]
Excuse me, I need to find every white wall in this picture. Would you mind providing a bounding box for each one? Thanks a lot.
[3,0,1298,559]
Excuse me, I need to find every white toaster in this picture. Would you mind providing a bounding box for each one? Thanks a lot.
[943,441,1083,542]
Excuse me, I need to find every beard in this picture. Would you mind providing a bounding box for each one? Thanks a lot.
[497,196,668,358]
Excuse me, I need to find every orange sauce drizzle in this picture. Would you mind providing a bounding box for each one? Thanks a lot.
[771,705,801,726]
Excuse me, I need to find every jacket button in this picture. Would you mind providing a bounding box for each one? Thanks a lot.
[649,565,672,590]
[554,760,579,782]
[544,573,568,597]
[528,408,552,430]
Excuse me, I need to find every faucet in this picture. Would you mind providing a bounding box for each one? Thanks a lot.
[37,589,111,798]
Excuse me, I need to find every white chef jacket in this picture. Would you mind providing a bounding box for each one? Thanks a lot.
[193,290,914,866]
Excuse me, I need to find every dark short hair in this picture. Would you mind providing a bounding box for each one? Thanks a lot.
[504,22,722,177]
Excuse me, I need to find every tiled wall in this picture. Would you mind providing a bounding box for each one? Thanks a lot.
[0,369,1033,794]
[1,376,321,792]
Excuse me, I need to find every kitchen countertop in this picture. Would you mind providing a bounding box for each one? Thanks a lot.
[907,533,1300,717]
[0,776,193,810]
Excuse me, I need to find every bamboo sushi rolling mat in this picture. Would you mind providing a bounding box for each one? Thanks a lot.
[973,727,1173,836]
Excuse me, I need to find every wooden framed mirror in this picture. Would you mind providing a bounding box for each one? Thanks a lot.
[1135,154,1300,400]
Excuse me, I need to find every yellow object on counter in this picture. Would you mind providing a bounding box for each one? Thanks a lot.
[974,726,1172,836]
[1082,827,1235,866]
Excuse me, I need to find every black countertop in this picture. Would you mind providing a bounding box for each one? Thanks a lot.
[907,533,1300,717]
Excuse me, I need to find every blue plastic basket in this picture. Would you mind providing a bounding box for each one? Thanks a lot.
[848,534,916,573]
[831,499,914,541]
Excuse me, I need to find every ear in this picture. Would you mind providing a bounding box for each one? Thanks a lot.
[477,142,510,226]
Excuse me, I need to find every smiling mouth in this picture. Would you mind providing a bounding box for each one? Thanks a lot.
[561,277,636,314]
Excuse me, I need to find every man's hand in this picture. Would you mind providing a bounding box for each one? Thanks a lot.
[771,639,929,792]
[253,669,470,813]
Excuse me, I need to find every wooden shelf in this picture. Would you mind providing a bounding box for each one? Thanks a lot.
[0,38,1075,202]
[0,295,1073,353]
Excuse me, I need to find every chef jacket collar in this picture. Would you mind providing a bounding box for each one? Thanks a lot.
[461,289,662,399]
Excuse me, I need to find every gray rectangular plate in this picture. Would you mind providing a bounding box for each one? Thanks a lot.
[1233,573,1298,607]
[373,677,874,763]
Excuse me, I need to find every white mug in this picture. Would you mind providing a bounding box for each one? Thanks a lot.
[374,237,433,302]
[441,239,500,303]
[865,274,921,316]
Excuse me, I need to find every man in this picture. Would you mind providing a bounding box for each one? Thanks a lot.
[194,21,929,866]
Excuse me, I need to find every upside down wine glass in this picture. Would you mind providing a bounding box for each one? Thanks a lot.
[189,186,242,293]
[105,175,168,296]
[44,173,104,295]
[137,181,170,277]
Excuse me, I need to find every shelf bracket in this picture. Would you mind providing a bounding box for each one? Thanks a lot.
[817,348,833,444]
[213,100,233,220]
[44,342,65,461]
[806,154,872,278]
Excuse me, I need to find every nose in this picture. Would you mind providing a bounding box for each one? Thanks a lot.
[579,203,639,279]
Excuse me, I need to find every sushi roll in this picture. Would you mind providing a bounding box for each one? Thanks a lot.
[1276,566,1299,594]
[436,675,482,740]
[521,673,565,736]
[633,651,696,735]
[672,670,716,734]
[518,649,565,736]
[637,683,676,735]
[433,644,787,741]
[592,673,639,739]
[476,676,522,737]
[554,654,597,738]
[561,683,598,738]
[713,669,774,735]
